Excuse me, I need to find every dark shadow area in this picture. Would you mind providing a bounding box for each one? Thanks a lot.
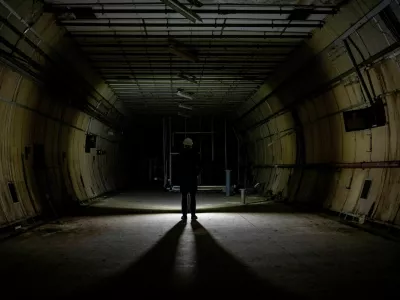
[66,220,299,299]
[190,221,299,298]
[67,221,186,298]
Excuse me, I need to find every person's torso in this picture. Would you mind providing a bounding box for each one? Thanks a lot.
[179,149,198,177]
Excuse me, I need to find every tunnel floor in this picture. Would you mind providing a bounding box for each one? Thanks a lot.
[86,190,267,214]
[0,201,399,299]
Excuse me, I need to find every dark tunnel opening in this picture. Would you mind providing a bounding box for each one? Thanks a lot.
[1,0,400,298]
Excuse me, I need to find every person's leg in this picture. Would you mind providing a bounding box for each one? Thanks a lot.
[190,191,197,219]
[181,192,188,219]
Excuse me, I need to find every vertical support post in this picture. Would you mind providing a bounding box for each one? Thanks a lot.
[244,154,248,190]
[224,118,227,170]
[169,117,172,186]
[240,189,246,205]
[211,116,215,161]
[232,126,240,184]
[199,117,202,186]
[237,137,240,183]
[226,170,231,197]
[225,118,231,196]
[163,117,167,187]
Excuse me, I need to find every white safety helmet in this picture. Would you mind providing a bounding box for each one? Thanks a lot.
[183,138,193,147]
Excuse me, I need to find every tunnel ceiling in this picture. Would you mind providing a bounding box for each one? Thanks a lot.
[43,0,343,115]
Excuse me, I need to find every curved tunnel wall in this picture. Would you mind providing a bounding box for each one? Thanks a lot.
[237,0,400,226]
[0,0,127,226]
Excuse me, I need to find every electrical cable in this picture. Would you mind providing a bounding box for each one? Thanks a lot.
[348,36,377,99]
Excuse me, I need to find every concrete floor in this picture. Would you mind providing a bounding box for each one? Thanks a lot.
[87,190,267,213]
[0,192,399,299]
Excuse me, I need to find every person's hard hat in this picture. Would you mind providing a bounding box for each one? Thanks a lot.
[183,138,193,147]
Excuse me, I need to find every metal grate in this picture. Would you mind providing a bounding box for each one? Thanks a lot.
[44,0,342,115]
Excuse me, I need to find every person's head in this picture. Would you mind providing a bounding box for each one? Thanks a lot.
[183,137,193,149]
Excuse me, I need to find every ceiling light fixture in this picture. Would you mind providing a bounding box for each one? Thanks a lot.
[177,89,194,100]
[178,72,198,84]
[179,103,193,110]
[160,0,202,23]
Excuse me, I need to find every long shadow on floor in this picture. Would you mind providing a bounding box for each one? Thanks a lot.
[71,221,186,298]
[190,220,297,297]
[71,220,298,298]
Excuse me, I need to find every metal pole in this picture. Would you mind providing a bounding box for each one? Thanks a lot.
[211,117,215,161]
[232,127,240,183]
[237,139,240,183]
[226,170,231,196]
[224,118,227,170]
[169,117,172,186]
[199,117,202,185]
[240,189,246,204]
[224,118,231,196]
[244,154,247,190]
[343,39,374,105]
[163,117,167,187]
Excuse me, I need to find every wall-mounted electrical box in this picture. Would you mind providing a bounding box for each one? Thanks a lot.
[343,98,386,132]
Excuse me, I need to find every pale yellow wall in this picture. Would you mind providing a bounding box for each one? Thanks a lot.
[238,0,400,225]
[0,1,125,226]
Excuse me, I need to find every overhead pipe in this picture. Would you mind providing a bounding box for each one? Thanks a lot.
[235,0,392,124]
[69,33,312,39]
[241,40,400,133]
[253,161,400,169]
[44,4,339,14]
[60,21,323,28]
[0,6,124,122]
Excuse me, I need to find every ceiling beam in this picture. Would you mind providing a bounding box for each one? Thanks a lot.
[44,6,338,15]
[79,43,299,48]
[68,33,311,39]
[61,21,323,28]
[86,52,287,56]
[91,59,284,63]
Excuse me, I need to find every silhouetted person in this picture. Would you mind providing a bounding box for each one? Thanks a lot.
[178,138,201,220]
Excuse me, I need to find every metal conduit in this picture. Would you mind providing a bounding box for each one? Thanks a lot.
[253,161,400,169]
